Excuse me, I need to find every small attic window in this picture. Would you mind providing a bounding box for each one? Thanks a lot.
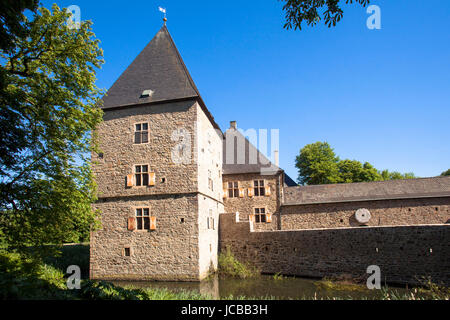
[141,89,154,98]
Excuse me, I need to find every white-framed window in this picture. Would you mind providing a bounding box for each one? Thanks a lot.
[254,208,266,223]
[254,180,265,197]
[208,170,214,191]
[207,209,215,230]
[136,208,150,230]
[227,181,239,198]
[135,165,149,186]
[134,122,149,144]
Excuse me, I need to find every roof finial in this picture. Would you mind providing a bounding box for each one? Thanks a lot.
[159,7,167,26]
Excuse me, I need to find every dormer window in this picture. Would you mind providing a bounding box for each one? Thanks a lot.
[140,89,154,98]
[135,123,149,144]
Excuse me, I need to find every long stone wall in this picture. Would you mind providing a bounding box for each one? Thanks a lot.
[219,214,450,286]
[281,197,450,230]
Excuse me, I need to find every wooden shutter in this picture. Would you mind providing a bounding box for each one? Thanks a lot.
[149,172,156,186]
[247,188,254,197]
[266,213,272,223]
[223,189,227,199]
[128,217,136,231]
[150,217,157,230]
[239,188,245,198]
[126,174,134,188]
[249,214,255,223]
[265,186,271,196]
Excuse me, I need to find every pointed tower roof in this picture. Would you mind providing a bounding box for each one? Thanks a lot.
[101,26,219,130]
[102,25,200,108]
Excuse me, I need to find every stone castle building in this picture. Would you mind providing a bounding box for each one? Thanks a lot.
[90,25,450,283]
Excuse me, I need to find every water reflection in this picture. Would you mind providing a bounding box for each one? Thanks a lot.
[113,275,409,300]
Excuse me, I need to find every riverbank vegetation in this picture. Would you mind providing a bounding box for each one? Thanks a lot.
[218,247,260,279]
[1,244,449,300]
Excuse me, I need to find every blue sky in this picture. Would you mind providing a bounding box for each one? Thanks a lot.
[43,0,450,180]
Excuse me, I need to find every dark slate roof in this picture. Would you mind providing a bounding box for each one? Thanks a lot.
[222,127,282,176]
[101,26,200,109]
[283,176,450,205]
[284,174,298,187]
[100,26,221,131]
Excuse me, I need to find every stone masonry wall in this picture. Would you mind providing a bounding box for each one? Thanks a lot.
[92,100,199,199]
[219,213,450,286]
[90,194,200,281]
[222,173,281,231]
[91,100,223,281]
[196,103,223,278]
[281,197,450,230]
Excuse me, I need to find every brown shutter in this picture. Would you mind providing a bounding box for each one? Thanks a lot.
[128,217,136,231]
[223,189,227,199]
[150,217,157,230]
[149,172,156,186]
[239,188,245,198]
[265,186,271,196]
[249,214,255,223]
[126,174,134,188]
[266,213,272,223]
[248,188,254,197]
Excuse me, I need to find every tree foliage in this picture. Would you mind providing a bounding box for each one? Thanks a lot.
[0,0,39,53]
[440,169,450,177]
[0,4,104,253]
[295,142,417,185]
[281,0,370,30]
[295,142,341,185]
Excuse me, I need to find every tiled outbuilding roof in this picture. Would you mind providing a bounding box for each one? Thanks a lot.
[283,176,450,205]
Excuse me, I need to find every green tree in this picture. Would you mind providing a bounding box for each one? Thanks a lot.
[281,0,370,30]
[296,142,418,185]
[295,142,341,185]
[337,159,364,183]
[361,162,383,182]
[380,170,416,181]
[0,5,104,255]
[338,160,382,183]
[441,169,450,176]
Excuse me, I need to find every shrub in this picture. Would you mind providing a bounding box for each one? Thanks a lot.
[218,247,259,279]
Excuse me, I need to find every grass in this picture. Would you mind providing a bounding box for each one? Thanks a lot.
[314,277,369,293]
[0,247,215,300]
[273,272,284,280]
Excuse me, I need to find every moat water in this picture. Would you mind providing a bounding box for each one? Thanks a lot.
[113,275,412,299]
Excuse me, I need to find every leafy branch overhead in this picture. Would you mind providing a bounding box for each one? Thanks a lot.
[281,0,370,30]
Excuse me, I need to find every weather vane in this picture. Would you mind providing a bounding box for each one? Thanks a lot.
[159,6,167,25]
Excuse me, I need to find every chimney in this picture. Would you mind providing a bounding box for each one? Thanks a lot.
[274,150,279,167]
[230,121,237,130]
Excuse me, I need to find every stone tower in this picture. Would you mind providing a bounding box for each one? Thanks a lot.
[90,25,223,281]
